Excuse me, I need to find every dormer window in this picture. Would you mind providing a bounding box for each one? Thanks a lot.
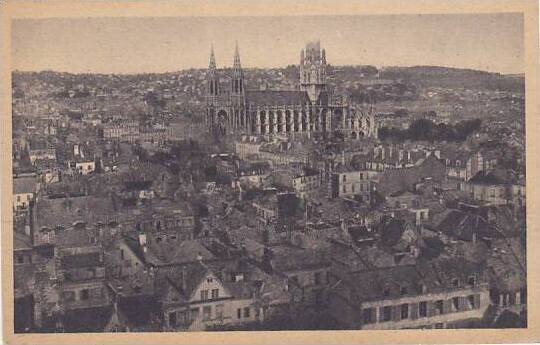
[400,286,408,296]
[207,277,213,283]
[452,278,459,287]
[468,275,476,286]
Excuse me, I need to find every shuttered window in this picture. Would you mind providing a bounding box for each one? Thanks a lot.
[419,301,427,317]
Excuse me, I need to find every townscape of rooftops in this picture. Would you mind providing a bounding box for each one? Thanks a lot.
[12,40,526,333]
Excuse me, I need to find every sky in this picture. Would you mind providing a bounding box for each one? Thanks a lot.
[11,13,524,74]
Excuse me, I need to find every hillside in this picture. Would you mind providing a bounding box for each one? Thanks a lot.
[379,66,524,93]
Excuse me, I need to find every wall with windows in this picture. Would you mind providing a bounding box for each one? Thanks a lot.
[14,192,33,210]
[356,287,489,330]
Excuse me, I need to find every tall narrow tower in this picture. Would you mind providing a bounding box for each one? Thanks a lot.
[230,41,245,106]
[206,45,220,104]
[299,41,327,103]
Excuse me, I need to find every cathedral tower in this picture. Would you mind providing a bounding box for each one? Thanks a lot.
[230,41,245,106]
[206,45,220,105]
[299,41,327,103]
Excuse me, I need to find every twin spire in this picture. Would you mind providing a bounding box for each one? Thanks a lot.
[209,44,217,71]
[208,41,242,71]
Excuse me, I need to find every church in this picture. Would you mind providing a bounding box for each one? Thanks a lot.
[205,41,378,140]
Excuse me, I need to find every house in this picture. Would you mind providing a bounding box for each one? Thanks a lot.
[385,190,422,209]
[443,150,499,182]
[330,169,377,203]
[159,260,262,331]
[426,209,498,243]
[486,238,526,312]
[127,232,216,268]
[13,176,37,211]
[377,154,445,197]
[32,195,118,246]
[328,257,490,329]
[27,140,56,165]
[266,245,331,309]
[463,170,525,207]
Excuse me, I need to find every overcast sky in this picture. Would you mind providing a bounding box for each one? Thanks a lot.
[11,13,524,74]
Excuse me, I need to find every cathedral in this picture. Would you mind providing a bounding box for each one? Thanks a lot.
[205,41,377,140]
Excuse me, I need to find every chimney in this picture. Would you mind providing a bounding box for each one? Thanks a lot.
[139,233,147,253]
[181,265,187,292]
[74,144,80,156]
[340,219,350,242]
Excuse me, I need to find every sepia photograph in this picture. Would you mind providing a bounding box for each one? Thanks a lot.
[1,1,539,344]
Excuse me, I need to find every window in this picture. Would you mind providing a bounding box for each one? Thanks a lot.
[169,312,177,327]
[63,291,76,302]
[314,272,321,285]
[400,286,408,296]
[401,304,409,319]
[435,323,444,329]
[343,185,347,193]
[509,292,516,305]
[362,308,374,324]
[216,304,224,320]
[467,275,476,286]
[207,277,213,283]
[352,184,355,193]
[435,300,444,315]
[452,278,459,287]
[80,289,90,300]
[17,195,21,202]
[289,275,299,286]
[383,287,390,297]
[468,295,477,309]
[190,308,199,321]
[237,308,242,319]
[343,175,347,182]
[120,249,124,260]
[452,297,459,312]
[203,306,212,321]
[419,301,427,317]
[360,173,364,180]
[200,290,209,301]
[244,307,250,318]
[383,306,392,322]
[211,289,219,299]
[16,255,24,264]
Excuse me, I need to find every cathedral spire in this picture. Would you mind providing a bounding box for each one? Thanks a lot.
[209,44,216,71]
[231,41,244,97]
[233,40,242,71]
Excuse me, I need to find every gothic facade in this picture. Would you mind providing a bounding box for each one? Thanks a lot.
[206,41,377,140]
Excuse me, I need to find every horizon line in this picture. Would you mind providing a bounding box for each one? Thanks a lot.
[11,63,524,77]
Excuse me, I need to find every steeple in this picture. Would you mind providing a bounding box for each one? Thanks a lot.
[207,44,219,98]
[209,44,217,71]
[231,41,244,98]
[233,40,242,71]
